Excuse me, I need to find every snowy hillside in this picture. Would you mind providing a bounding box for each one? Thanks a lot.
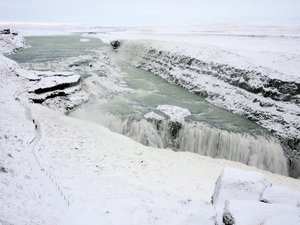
[1,28,300,225]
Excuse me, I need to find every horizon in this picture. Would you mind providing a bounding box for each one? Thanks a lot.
[1,0,300,26]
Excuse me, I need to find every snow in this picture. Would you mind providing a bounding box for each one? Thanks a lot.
[0,33,26,54]
[212,167,271,205]
[1,27,300,225]
[157,105,191,123]
[211,167,300,225]
[263,214,300,225]
[29,72,80,93]
[261,186,300,206]
[59,198,214,225]
[30,104,300,225]
[223,200,300,225]
[144,111,164,121]
[212,168,271,224]
[85,25,300,82]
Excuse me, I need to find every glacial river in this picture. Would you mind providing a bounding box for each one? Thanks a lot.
[9,35,289,175]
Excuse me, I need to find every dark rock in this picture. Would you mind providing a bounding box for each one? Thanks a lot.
[110,40,121,50]
[223,212,235,225]
[169,121,182,139]
[33,79,80,94]
[0,29,10,34]
[0,166,8,173]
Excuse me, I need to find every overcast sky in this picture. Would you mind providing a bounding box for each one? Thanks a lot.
[1,0,300,26]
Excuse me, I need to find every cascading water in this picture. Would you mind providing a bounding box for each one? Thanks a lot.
[178,123,288,175]
[97,113,288,176]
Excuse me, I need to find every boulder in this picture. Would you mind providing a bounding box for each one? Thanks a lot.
[0,29,10,34]
[260,186,300,206]
[221,200,299,225]
[156,105,191,124]
[212,167,271,225]
[212,167,271,205]
[110,40,120,50]
[29,72,81,94]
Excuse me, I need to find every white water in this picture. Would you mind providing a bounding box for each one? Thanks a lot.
[95,113,288,176]
[179,123,288,175]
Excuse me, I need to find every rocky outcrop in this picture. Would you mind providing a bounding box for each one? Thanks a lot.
[144,105,191,146]
[118,41,300,177]
[110,40,121,50]
[212,168,300,225]
[27,71,88,113]
[0,30,26,54]
[29,72,81,94]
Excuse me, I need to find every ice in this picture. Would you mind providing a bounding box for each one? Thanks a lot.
[144,111,165,121]
[157,105,191,123]
[79,38,91,42]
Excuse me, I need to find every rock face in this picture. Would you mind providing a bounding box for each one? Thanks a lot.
[29,72,81,94]
[156,105,191,124]
[27,71,88,113]
[0,31,25,54]
[118,41,300,177]
[110,40,121,50]
[0,29,11,34]
[212,167,300,225]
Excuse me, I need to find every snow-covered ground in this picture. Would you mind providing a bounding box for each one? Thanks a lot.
[1,27,300,225]
[0,32,26,54]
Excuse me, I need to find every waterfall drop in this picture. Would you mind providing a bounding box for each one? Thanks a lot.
[98,113,288,176]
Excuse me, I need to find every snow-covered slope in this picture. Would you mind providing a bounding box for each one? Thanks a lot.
[0,32,26,54]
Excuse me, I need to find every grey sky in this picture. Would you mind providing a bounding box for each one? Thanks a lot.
[1,0,300,26]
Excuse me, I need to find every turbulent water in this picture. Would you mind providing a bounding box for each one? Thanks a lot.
[9,35,289,175]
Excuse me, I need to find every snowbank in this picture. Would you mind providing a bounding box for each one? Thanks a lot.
[223,200,299,225]
[212,168,300,225]
[212,167,271,205]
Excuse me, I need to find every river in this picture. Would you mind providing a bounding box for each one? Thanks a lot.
[9,35,289,175]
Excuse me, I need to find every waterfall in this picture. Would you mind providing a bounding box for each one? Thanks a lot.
[97,114,289,176]
[101,114,167,148]
[178,123,288,176]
